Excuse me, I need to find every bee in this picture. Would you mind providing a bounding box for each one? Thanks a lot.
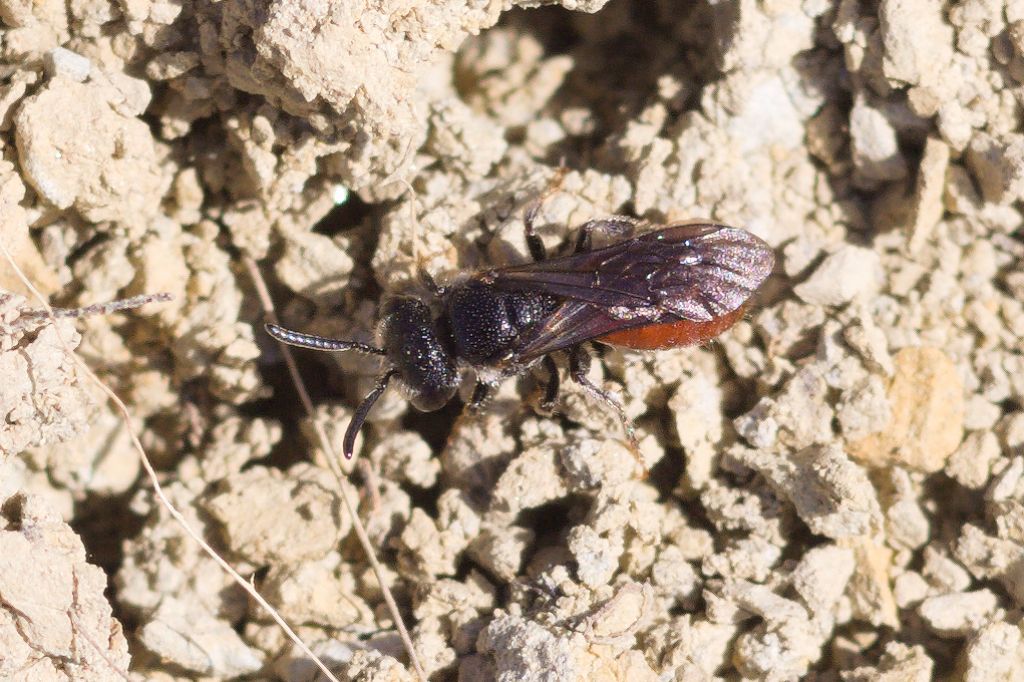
[266,192,774,458]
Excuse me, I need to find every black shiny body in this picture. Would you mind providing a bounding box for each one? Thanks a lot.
[443,281,559,366]
[374,283,560,415]
[265,201,774,458]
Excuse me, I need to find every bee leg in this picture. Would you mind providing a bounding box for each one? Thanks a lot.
[539,355,560,413]
[467,381,491,413]
[573,217,642,254]
[568,345,638,449]
[418,266,442,295]
[523,167,570,262]
[523,201,548,262]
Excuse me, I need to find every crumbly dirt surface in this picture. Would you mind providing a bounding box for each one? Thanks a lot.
[3,0,1024,680]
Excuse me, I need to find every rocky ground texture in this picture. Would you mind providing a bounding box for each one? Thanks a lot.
[3,0,1024,680]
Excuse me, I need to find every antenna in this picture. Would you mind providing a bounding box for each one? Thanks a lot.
[264,323,385,356]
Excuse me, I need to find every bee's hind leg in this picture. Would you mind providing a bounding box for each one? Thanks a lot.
[568,345,640,453]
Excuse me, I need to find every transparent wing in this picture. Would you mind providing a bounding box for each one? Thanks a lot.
[484,223,774,360]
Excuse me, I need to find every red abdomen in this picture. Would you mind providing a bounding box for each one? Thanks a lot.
[598,306,746,350]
